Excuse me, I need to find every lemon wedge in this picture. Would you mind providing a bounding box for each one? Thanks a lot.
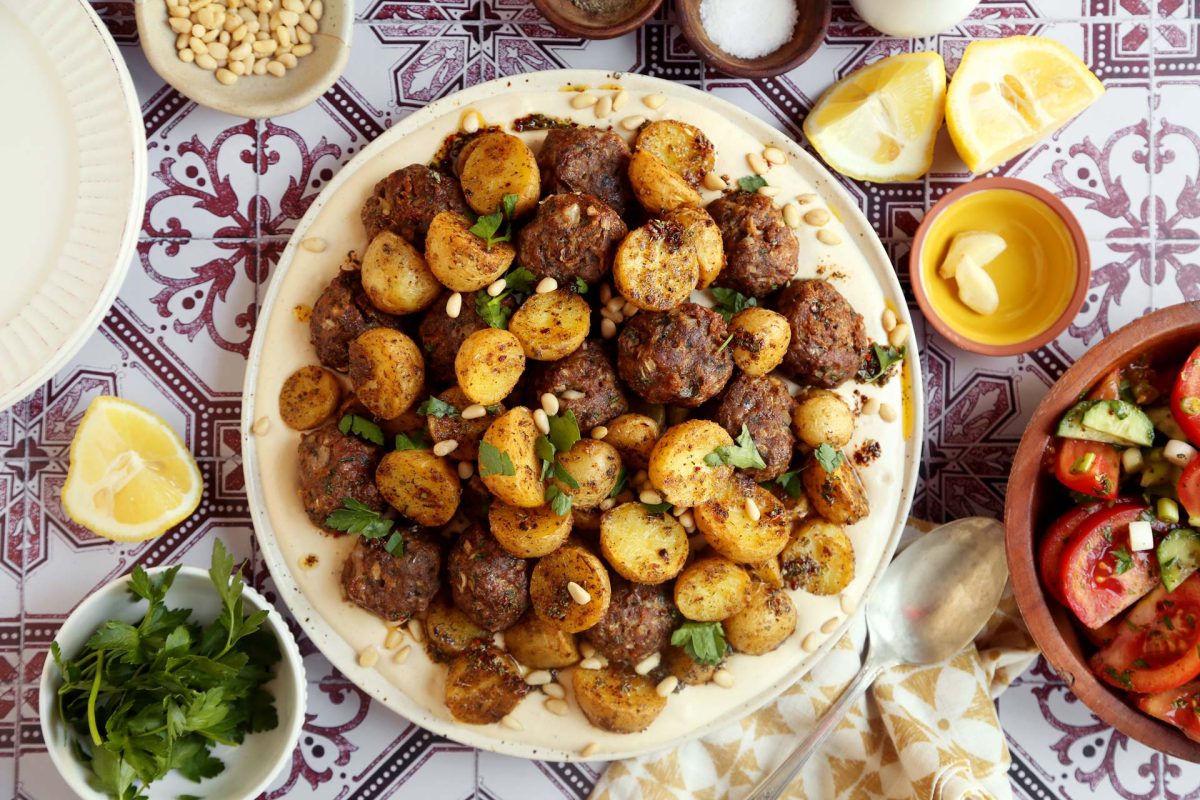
[62,396,203,542]
[803,52,947,183]
[946,36,1104,174]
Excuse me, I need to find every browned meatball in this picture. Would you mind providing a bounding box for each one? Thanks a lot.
[775,279,869,389]
[617,302,733,407]
[713,374,794,481]
[417,291,510,386]
[532,341,628,431]
[708,192,799,298]
[584,580,675,665]
[309,271,400,372]
[341,530,441,623]
[425,386,504,462]
[448,525,529,632]
[297,421,385,531]
[360,164,469,247]
[537,127,635,217]
[516,194,628,287]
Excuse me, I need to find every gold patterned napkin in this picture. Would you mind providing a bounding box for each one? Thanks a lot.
[590,520,1037,800]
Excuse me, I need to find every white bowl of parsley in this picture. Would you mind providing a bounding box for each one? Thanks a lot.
[39,541,306,800]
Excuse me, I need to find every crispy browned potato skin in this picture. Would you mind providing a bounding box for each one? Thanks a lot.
[459,132,540,217]
[503,612,581,669]
[673,556,751,622]
[600,502,689,585]
[375,449,461,527]
[602,413,659,470]
[455,328,526,407]
[279,365,342,430]
[347,328,425,420]
[694,474,790,565]
[489,501,572,558]
[791,389,855,449]
[424,594,490,663]
[529,545,612,633]
[648,419,734,508]
[573,666,667,733]
[780,517,856,595]
[665,206,723,288]
[425,211,515,293]
[444,645,527,724]
[479,407,544,508]
[360,230,441,314]
[613,220,700,312]
[508,290,591,362]
[627,149,702,215]
[552,439,622,510]
[801,452,868,525]
[724,582,797,655]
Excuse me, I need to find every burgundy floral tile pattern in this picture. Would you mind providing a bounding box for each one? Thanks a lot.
[9,0,1198,797]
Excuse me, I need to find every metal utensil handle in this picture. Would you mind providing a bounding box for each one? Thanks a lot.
[746,640,891,800]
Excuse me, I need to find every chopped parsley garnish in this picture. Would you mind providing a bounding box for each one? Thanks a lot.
[475,265,539,329]
[1104,666,1133,690]
[771,470,804,499]
[479,442,516,477]
[338,414,384,446]
[861,343,905,383]
[325,498,395,542]
[736,174,767,193]
[1133,658,1150,669]
[395,430,430,451]
[503,266,537,294]
[1112,547,1133,575]
[574,277,589,294]
[417,396,459,418]
[641,500,673,514]
[610,467,628,498]
[814,443,844,473]
[547,410,581,453]
[545,484,573,516]
[468,193,519,249]
[710,286,757,322]
[704,425,767,470]
[671,621,727,666]
[535,412,583,489]
[715,334,734,354]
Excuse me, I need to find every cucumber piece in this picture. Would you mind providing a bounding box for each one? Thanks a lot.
[1081,400,1155,447]
[1056,401,1129,445]
[1157,529,1200,591]
[1147,405,1186,441]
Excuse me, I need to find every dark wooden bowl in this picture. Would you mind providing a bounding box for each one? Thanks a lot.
[1005,302,1200,762]
[532,0,663,39]
[675,0,831,79]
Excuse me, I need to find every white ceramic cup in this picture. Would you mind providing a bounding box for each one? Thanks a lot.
[849,0,978,38]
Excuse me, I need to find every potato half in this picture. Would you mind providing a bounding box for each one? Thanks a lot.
[459,131,540,217]
[573,666,667,733]
[444,645,526,724]
[694,474,790,564]
[673,556,751,622]
[279,365,342,431]
[724,582,797,655]
[347,328,424,420]
[530,544,611,632]
[780,517,855,596]
[729,307,791,377]
[635,119,716,189]
[600,502,689,584]
[628,149,702,215]
[508,290,590,361]
[648,419,734,508]
[455,327,526,406]
[361,230,441,314]
[425,211,515,293]
[489,501,572,558]
[613,220,699,311]
[479,407,544,508]
[375,448,461,527]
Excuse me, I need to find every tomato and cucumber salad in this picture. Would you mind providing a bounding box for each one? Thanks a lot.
[1039,345,1200,743]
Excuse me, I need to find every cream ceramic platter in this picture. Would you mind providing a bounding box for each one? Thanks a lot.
[243,70,924,762]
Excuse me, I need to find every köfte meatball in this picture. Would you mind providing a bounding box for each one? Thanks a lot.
[708,191,799,298]
[425,386,504,462]
[584,580,675,665]
[775,279,869,389]
[516,194,627,287]
[532,340,628,431]
[537,128,635,217]
[297,421,385,531]
[341,530,441,623]
[309,271,400,372]
[448,525,530,632]
[617,302,733,407]
[361,164,469,247]
[418,291,514,386]
[713,374,794,481]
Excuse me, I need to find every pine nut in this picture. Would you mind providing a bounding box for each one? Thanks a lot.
[590,426,608,440]
[230,60,246,75]
[643,93,666,110]
[299,238,329,256]
[783,202,801,228]
[656,676,679,697]
[266,59,286,77]
[543,683,566,700]
[797,193,819,205]
[201,28,218,42]
[525,669,553,686]
[841,594,858,614]
[446,292,462,318]
[252,38,277,55]
[433,439,458,457]
[487,278,506,297]
[600,318,617,339]
[252,57,268,74]
[300,12,318,33]
[216,67,238,84]
[407,618,425,643]
[535,277,558,294]
[580,742,601,758]
[747,152,769,175]
[252,416,271,436]
[276,22,294,46]
[882,308,897,332]
[863,397,881,416]
[545,698,569,716]
[231,41,252,59]
[821,617,840,634]
[571,92,598,109]
[594,95,613,119]
[817,229,842,246]
[745,497,761,521]
[281,0,303,11]
[540,393,560,416]
[763,146,787,165]
[501,714,523,731]
[461,403,486,420]
[169,16,193,33]
[219,30,231,44]
[622,300,639,316]
[679,509,695,530]
[310,0,323,19]
[189,35,208,53]
[196,53,218,69]
[208,41,229,59]
[713,669,734,688]
[461,109,481,134]
[567,581,592,605]
[457,461,474,480]
[639,489,663,505]
[703,171,727,191]
[612,89,628,111]
[533,409,551,436]
[889,322,910,349]
[293,42,312,56]
[621,115,646,131]
[599,283,613,303]
[179,48,196,63]
[802,633,819,653]
[358,646,379,668]
[599,498,616,511]
[393,644,411,664]
[579,658,603,670]
[879,403,898,423]
[562,389,585,401]
[384,627,405,649]
[634,652,660,675]
[757,185,780,198]
[804,208,831,226]
[169,4,191,18]
[176,31,190,49]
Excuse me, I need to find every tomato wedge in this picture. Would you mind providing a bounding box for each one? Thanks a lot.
[1137,682,1200,742]
[1172,344,1200,445]
[1054,439,1120,499]
[1092,575,1200,694]
[1060,503,1158,629]
[1180,457,1200,522]
[1038,502,1136,605]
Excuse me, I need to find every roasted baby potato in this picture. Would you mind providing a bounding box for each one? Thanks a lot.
[572,504,603,532]
[648,420,735,508]
[635,120,715,189]
[347,328,424,420]
[694,474,790,564]
[361,230,440,314]
[628,149,702,215]
[425,594,490,662]
[599,502,689,584]
[425,211,515,292]
[375,448,461,527]
[530,544,611,632]
[489,500,572,558]
[503,612,580,669]
[480,407,544,507]
[780,517,855,595]
[664,206,723,289]
[573,666,667,733]
[748,557,784,588]
[602,413,660,470]
[279,365,342,430]
[444,644,527,724]
[508,290,590,361]
[455,328,526,406]
[729,307,791,377]
[663,645,718,685]
[613,220,699,312]
[673,556,751,621]
[801,451,868,525]
[552,439,622,510]
[791,389,855,449]
[425,386,504,462]
[459,131,540,218]
[724,582,797,655]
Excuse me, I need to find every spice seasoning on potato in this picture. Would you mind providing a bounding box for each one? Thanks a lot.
[455,328,526,406]
[279,365,342,430]
[347,328,425,420]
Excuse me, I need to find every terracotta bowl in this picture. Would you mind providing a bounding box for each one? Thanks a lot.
[675,0,831,79]
[910,177,1090,357]
[532,0,663,39]
[1006,302,1200,762]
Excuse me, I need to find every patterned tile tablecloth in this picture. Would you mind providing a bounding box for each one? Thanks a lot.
[3,0,1198,797]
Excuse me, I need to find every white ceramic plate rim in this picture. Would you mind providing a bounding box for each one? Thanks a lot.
[0,0,146,413]
[241,69,925,762]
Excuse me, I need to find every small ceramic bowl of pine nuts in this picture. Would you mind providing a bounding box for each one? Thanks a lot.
[134,0,352,119]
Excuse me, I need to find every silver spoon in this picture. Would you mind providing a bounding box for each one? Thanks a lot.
[747,516,1008,800]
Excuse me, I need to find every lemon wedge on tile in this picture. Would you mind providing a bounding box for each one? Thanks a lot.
[946,36,1104,174]
[803,52,947,183]
[62,396,203,542]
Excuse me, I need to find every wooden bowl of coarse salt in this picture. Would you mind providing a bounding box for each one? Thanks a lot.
[676,0,830,79]
[134,0,352,119]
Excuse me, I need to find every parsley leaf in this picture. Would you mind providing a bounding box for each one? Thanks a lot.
[552,460,581,490]
[860,342,905,383]
[468,193,520,249]
[395,430,430,451]
[814,443,844,472]
[338,414,384,446]
[504,266,537,294]
[772,470,804,499]
[325,498,395,540]
[610,467,628,498]
[574,277,589,294]
[385,531,405,557]
[417,396,459,418]
[641,500,673,514]
[546,484,573,516]
[709,286,757,322]
[1104,666,1134,690]
[547,410,581,454]
[716,333,733,354]
[737,174,767,192]
[479,441,516,477]
[1112,547,1133,575]
[704,425,767,470]
[671,621,727,665]
[475,290,514,329]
